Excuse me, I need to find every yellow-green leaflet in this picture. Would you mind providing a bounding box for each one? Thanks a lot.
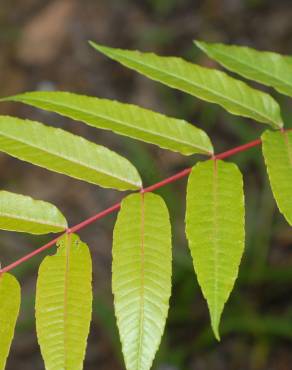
[185,160,245,339]
[0,116,141,191]
[195,40,292,98]
[262,130,292,225]
[0,273,21,370]
[5,91,213,156]
[0,191,67,234]
[35,234,92,370]
[90,42,283,129]
[112,193,172,370]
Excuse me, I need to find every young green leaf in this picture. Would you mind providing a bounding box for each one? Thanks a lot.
[0,190,67,234]
[185,160,245,339]
[0,115,141,191]
[195,40,292,98]
[112,193,172,370]
[35,233,92,370]
[0,273,21,370]
[90,42,283,129]
[5,91,213,156]
[262,130,292,225]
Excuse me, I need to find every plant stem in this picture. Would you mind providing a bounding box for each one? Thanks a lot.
[0,137,262,274]
[214,138,261,160]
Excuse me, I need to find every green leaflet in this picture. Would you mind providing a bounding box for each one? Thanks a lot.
[0,273,21,370]
[0,190,67,234]
[112,193,172,370]
[195,40,292,98]
[5,92,213,156]
[35,233,92,370]
[262,130,292,225]
[90,42,283,129]
[0,115,141,191]
[185,160,245,339]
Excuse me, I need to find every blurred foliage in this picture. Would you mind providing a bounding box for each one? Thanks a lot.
[0,0,292,369]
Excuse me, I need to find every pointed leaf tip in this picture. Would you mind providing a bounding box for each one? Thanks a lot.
[186,160,245,339]
[212,327,221,342]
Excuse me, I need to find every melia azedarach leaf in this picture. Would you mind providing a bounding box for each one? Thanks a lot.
[195,40,292,98]
[90,42,283,129]
[0,190,67,234]
[0,116,141,191]
[262,130,292,225]
[5,92,213,156]
[186,160,245,339]
[36,233,92,370]
[0,273,21,370]
[112,193,172,370]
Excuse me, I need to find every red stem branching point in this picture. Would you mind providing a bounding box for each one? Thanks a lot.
[0,137,263,275]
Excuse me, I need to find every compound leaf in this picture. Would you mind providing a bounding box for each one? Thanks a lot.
[112,193,172,370]
[195,40,292,98]
[90,42,283,129]
[0,190,67,234]
[262,130,292,225]
[185,160,245,339]
[5,91,213,156]
[0,273,21,370]
[35,233,92,370]
[0,115,141,191]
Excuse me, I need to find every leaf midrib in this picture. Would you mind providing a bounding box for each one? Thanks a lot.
[212,161,219,331]
[63,234,70,368]
[136,194,145,370]
[105,48,279,127]
[16,96,212,155]
[0,126,137,187]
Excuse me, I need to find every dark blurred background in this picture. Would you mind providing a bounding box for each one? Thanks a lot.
[1,0,292,369]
